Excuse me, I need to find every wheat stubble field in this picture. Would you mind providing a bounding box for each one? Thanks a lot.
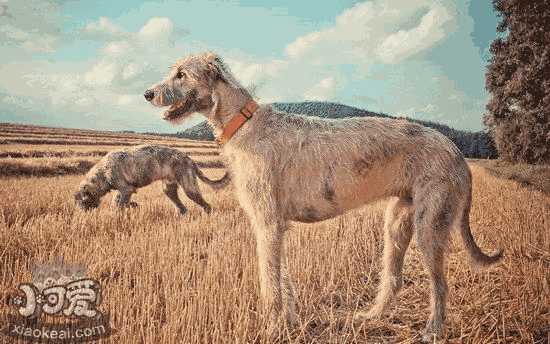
[0,123,549,343]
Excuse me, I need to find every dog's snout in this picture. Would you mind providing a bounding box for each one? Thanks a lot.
[144,89,155,101]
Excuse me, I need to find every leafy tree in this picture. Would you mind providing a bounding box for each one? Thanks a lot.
[485,0,550,164]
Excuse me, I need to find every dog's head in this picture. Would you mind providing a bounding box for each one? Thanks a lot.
[144,52,240,124]
[74,186,100,210]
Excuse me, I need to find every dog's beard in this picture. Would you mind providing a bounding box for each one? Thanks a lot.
[162,90,198,123]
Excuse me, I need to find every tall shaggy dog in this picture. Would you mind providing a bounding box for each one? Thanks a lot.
[144,53,502,341]
[74,144,229,214]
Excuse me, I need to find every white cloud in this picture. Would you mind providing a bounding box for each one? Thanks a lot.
[138,17,174,41]
[284,0,456,68]
[0,23,57,52]
[224,0,459,108]
[102,40,134,56]
[84,17,125,38]
[0,24,28,41]
[376,4,453,64]
[304,77,337,101]
[84,61,118,87]
[0,15,192,132]
[217,0,486,130]
[0,0,488,132]
[0,0,62,53]
[122,63,142,81]
[117,94,136,106]
[78,16,180,95]
[75,97,95,108]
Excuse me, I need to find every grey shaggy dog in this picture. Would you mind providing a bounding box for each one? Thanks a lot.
[74,144,229,214]
[145,52,503,341]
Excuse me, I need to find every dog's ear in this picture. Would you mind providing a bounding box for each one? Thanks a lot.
[205,54,224,84]
[205,53,239,89]
[209,88,222,119]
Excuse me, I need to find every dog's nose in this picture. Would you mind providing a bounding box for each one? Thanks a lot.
[144,89,155,101]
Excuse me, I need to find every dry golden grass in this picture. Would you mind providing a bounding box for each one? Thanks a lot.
[0,132,215,148]
[472,159,550,195]
[0,126,222,177]
[0,157,99,177]
[0,165,548,343]
[0,156,223,177]
[0,144,135,154]
[0,123,217,149]
[0,136,216,149]
[0,122,216,145]
[0,124,548,343]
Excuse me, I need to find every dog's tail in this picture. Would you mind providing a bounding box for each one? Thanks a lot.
[193,163,231,190]
[459,193,504,268]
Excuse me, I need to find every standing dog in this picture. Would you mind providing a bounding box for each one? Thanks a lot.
[144,53,502,341]
[74,144,229,214]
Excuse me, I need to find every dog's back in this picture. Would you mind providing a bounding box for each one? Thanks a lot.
[102,144,188,187]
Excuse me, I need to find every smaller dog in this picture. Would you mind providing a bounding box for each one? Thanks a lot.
[74,144,229,214]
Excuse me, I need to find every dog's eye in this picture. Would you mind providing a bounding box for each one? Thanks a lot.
[176,70,186,79]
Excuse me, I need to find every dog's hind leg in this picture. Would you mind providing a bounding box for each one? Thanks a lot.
[414,187,456,342]
[355,197,414,321]
[176,169,212,214]
[162,181,187,215]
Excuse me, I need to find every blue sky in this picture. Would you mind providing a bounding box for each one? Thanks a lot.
[0,0,498,132]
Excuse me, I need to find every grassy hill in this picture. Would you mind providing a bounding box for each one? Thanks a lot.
[176,101,497,159]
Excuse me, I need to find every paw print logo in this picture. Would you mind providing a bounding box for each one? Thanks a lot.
[36,294,45,305]
[11,295,24,306]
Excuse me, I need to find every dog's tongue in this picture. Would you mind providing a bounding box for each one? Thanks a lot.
[169,101,183,111]
[163,101,183,119]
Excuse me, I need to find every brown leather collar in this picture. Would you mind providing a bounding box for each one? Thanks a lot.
[216,100,259,145]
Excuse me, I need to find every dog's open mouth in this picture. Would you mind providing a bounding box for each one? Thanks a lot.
[161,91,197,122]
[162,101,188,121]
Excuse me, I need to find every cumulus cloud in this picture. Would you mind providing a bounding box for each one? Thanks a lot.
[218,0,484,130]
[376,4,453,64]
[82,16,181,92]
[284,0,456,68]
[0,14,190,132]
[138,17,174,41]
[227,0,459,105]
[304,77,337,101]
[0,0,488,132]
[84,61,118,87]
[84,17,126,38]
[0,0,62,53]
[0,21,58,52]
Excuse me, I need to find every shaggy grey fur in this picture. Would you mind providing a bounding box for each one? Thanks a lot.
[74,144,229,214]
[145,53,503,341]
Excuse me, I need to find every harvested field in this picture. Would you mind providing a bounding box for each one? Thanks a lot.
[0,124,548,343]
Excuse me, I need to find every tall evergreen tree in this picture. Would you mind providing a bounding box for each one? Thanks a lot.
[485,0,550,164]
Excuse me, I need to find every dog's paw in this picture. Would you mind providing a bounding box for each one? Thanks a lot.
[353,306,385,323]
[422,319,444,343]
[284,309,299,328]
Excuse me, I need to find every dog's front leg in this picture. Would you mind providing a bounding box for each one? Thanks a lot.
[253,215,284,324]
[281,256,298,326]
[112,186,135,208]
[235,167,296,329]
